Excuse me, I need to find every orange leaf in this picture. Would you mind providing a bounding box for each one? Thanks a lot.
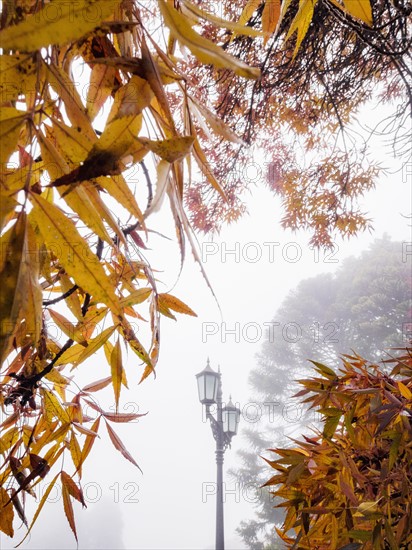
[61,471,86,507]
[262,0,281,44]
[103,411,147,423]
[80,416,101,468]
[158,293,197,316]
[0,487,14,537]
[105,420,142,472]
[62,480,77,542]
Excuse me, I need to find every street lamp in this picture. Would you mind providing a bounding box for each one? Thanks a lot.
[196,359,240,550]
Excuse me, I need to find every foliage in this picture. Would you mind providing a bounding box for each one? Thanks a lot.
[185,0,411,245]
[263,347,412,549]
[0,0,410,541]
[233,237,411,548]
[0,0,257,539]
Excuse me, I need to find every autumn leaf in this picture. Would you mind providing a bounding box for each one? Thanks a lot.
[0,213,29,364]
[137,136,195,163]
[30,194,121,315]
[262,0,281,44]
[79,416,101,468]
[105,420,142,472]
[82,376,113,393]
[237,0,262,27]
[0,487,14,537]
[86,64,117,121]
[0,0,120,52]
[158,293,197,317]
[158,0,260,79]
[62,479,78,542]
[285,0,317,57]
[0,107,26,164]
[110,338,123,411]
[74,325,117,367]
[0,54,42,104]
[103,411,147,423]
[41,388,70,424]
[182,0,263,37]
[337,0,373,25]
[61,471,86,507]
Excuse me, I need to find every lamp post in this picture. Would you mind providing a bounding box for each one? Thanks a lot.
[196,359,240,550]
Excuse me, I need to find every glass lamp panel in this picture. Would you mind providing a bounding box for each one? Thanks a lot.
[223,402,240,434]
[196,362,219,404]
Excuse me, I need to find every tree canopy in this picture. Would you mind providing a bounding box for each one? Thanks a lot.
[183,0,411,244]
[233,237,411,548]
[0,0,410,541]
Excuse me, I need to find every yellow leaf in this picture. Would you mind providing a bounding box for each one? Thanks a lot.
[398,381,412,400]
[97,175,145,225]
[192,137,227,200]
[188,97,244,144]
[44,368,69,388]
[25,222,43,345]
[262,0,281,44]
[182,0,263,37]
[158,293,197,316]
[0,54,41,103]
[0,427,19,454]
[285,0,317,57]
[140,36,176,136]
[69,431,82,477]
[50,118,94,163]
[0,107,26,164]
[48,309,78,342]
[30,194,121,315]
[59,272,83,322]
[75,325,117,367]
[107,75,154,123]
[54,342,87,366]
[80,416,101,468]
[137,136,195,163]
[358,500,380,515]
[0,213,28,364]
[39,128,113,244]
[0,190,18,231]
[342,0,373,25]
[41,388,70,424]
[46,63,95,141]
[120,288,153,308]
[0,487,14,537]
[110,338,122,411]
[158,1,260,80]
[118,318,152,368]
[238,0,262,27]
[0,0,120,52]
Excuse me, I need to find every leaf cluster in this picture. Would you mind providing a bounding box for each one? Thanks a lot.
[264,347,412,548]
[184,0,411,245]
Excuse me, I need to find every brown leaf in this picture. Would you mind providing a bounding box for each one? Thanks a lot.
[0,487,14,537]
[105,420,142,472]
[62,481,78,542]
